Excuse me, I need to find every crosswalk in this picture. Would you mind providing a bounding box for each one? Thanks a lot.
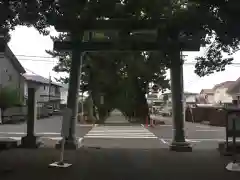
[84,125,158,139]
[0,135,83,142]
[0,125,157,144]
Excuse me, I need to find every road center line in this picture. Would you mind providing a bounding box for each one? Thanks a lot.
[160,138,169,145]
[196,126,210,129]
[196,129,223,132]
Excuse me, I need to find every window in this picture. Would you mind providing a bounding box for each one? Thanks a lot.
[8,75,12,81]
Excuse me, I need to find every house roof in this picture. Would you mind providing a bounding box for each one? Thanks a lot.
[212,81,235,90]
[1,43,26,74]
[162,91,197,95]
[227,77,240,94]
[23,74,62,87]
[200,89,214,94]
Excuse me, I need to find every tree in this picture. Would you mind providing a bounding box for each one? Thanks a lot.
[1,0,240,75]
[186,0,240,76]
[3,0,240,121]
[0,86,22,122]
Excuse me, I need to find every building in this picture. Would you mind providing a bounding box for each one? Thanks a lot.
[146,93,159,104]
[227,77,240,104]
[0,44,26,101]
[212,81,235,104]
[199,89,214,104]
[23,74,62,109]
[161,91,198,104]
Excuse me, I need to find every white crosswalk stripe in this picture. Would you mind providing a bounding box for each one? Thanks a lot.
[0,136,83,142]
[84,125,158,139]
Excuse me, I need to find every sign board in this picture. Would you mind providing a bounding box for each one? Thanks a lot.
[61,108,72,137]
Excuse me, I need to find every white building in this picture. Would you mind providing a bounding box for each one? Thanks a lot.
[0,44,26,101]
[212,81,234,104]
[23,74,62,109]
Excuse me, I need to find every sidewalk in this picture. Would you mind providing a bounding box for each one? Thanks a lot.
[0,148,239,180]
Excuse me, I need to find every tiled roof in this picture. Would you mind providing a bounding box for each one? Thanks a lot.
[23,74,62,87]
[0,43,26,74]
[213,81,235,90]
[200,89,214,94]
[227,77,240,94]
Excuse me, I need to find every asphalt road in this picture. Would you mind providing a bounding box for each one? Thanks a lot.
[0,112,228,149]
[149,115,226,149]
[0,116,92,141]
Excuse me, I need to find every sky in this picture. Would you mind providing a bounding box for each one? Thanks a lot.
[7,25,240,93]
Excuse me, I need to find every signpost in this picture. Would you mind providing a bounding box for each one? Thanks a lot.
[49,108,72,168]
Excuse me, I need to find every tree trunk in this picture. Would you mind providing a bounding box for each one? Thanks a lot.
[0,108,5,124]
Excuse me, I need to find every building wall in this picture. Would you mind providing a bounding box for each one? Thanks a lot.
[207,94,215,104]
[229,84,240,101]
[185,95,196,103]
[24,81,61,107]
[213,87,232,104]
[0,54,25,100]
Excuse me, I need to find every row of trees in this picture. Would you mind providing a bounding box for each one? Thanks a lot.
[1,0,240,122]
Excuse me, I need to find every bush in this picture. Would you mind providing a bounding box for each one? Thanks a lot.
[0,86,23,111]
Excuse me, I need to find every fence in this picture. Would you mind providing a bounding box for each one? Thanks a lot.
[185,105,227,126]
[2,104,50,123]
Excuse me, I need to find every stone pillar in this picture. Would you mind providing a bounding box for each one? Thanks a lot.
[21,87,40,148]
[56,32,83,149]
[169,50,192,152]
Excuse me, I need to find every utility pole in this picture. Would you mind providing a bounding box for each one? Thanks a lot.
[49,72,51,106]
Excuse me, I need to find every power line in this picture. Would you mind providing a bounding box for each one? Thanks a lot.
[24,68,40,75]
[16,54,56,59]
[18,58,56,62]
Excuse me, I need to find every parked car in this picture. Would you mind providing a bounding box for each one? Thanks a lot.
[161,106,172,117]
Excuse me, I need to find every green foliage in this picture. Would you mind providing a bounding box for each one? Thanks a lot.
[2,0,240,77]
[0,86,22,110]
[2,0,240,119]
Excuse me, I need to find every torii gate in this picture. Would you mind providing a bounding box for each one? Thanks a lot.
[54,18,200,151]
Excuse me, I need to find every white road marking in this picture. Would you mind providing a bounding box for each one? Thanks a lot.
[0,136,83,142]
[38,132,60,135]
[162,138,225,142]
[0,132,25,135]
[196,126,210,129]
[84,136,157,139]
[84,125,158,139]
[0,137,22,141]
[0,132,60,135]
[76,124,95,127]
[196,129,223,132]
[141,124,172,127]
[186,139,200,143]
[160,138,169,145]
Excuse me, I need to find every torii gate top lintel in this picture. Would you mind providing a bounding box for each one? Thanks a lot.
[54,18,201,52]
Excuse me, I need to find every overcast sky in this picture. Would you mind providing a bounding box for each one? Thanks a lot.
[8,25,240,93]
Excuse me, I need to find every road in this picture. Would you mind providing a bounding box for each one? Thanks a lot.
[0,111,227,149]
[149,115,226,149]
